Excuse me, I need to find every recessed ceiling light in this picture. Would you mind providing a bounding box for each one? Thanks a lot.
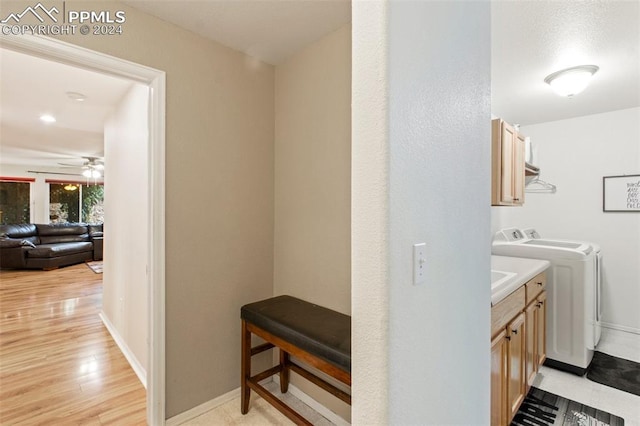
[544,65,599,97]
[66,91,87,102]
[39,114,56,123]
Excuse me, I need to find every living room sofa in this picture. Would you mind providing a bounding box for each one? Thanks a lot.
[0,223,103,270]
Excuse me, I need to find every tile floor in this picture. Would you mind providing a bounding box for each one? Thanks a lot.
[533,327,640,426]
[181,381,334,425]
[181,328,640,425]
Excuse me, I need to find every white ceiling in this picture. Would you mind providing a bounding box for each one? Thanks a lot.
[0,48,133,169]
[122,0,352,66]
[492,0,640,126]
[1,1,638,170]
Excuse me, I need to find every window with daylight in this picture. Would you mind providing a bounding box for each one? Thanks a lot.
[49,182,104,224]
[0,179,32,224]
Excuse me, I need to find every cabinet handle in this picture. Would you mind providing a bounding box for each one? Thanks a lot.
[512,329,518,335]
[537,282,543,286]
[536,302,542,308]
[506,336,511,341]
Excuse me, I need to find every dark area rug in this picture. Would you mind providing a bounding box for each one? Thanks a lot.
[587,351,640,397]
[511,387,624,426]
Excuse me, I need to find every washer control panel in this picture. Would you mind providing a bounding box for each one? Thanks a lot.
[522,228,540,239]
[493,227,527,243]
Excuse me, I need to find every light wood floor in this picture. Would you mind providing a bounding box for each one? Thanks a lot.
[0,264,146,425]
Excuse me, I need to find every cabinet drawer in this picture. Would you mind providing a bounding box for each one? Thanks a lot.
[491,286,526,337]
[525,273,546,305]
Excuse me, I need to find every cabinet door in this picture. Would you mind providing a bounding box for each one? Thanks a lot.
[525,302,537,388]
[500,122,516,203]
[536,291,547,366]
[491,330,508,426]
[492,119,526,206]
[513,133,526,205]
[507,313,526,423]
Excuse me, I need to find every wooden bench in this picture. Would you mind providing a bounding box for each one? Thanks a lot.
[241,295,351,425]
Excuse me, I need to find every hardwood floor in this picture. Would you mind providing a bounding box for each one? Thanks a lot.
[0,264,146,425]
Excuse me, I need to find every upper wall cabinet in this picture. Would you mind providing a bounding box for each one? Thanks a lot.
[492,118,525,206]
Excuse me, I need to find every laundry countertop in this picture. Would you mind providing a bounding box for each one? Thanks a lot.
[491,255,550,305]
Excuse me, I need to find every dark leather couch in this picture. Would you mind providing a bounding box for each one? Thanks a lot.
[0,223,103,270]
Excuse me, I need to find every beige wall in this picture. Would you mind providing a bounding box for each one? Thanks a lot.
[2,1,275,417]
[273,24,352,421]
[274,24,352,315]
[351,2,389,421]
[103,83,150,381]
[1,1,355,419]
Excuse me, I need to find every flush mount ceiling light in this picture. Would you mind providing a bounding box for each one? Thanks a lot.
[39,114,56,123]
[544,65,599,97]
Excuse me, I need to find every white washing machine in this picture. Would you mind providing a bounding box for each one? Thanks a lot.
[492,228,602,375]
[521,227,603,353]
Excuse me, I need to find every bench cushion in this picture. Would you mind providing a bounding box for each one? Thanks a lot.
[241,295,351,372]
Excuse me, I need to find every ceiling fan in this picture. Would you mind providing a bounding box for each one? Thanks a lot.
[58,156,105,178]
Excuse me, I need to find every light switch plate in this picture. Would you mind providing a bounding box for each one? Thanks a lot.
[413,243,426,285]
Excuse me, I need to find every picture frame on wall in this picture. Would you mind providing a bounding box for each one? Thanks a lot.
[603,174,640,212]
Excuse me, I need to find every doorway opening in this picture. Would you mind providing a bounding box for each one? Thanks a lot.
[0,35,166,424]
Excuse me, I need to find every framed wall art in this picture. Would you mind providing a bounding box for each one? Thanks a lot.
[603,174,640,212]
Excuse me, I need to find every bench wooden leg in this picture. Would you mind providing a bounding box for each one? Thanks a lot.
[240,319,351,424]
[280,350,290,393]
[241,320,251,414]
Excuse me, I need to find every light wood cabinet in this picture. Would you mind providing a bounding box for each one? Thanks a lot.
[491,287,525,426]
[525,273,547,388]
[491,272,547,425]
[491,330,508,426]
[506,313,526,421]
[525,301,537,386]
[491,118,526,206]
[536,291,547,367]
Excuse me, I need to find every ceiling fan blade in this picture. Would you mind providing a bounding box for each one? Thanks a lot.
[84,156,104,163]
[55,157,105,171]
[28,170,83,176]
[58,162,84,167]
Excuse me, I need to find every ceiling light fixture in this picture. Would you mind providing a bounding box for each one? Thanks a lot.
[64,184,78,191]
[544,65,599,97]
[82,169,102,179]
[39,114,56,123]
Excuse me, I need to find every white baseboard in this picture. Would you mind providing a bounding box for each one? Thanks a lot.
[273,376,350,426]
[99,311,147,388]
[165,387,240,426]
[600,321,640,335]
